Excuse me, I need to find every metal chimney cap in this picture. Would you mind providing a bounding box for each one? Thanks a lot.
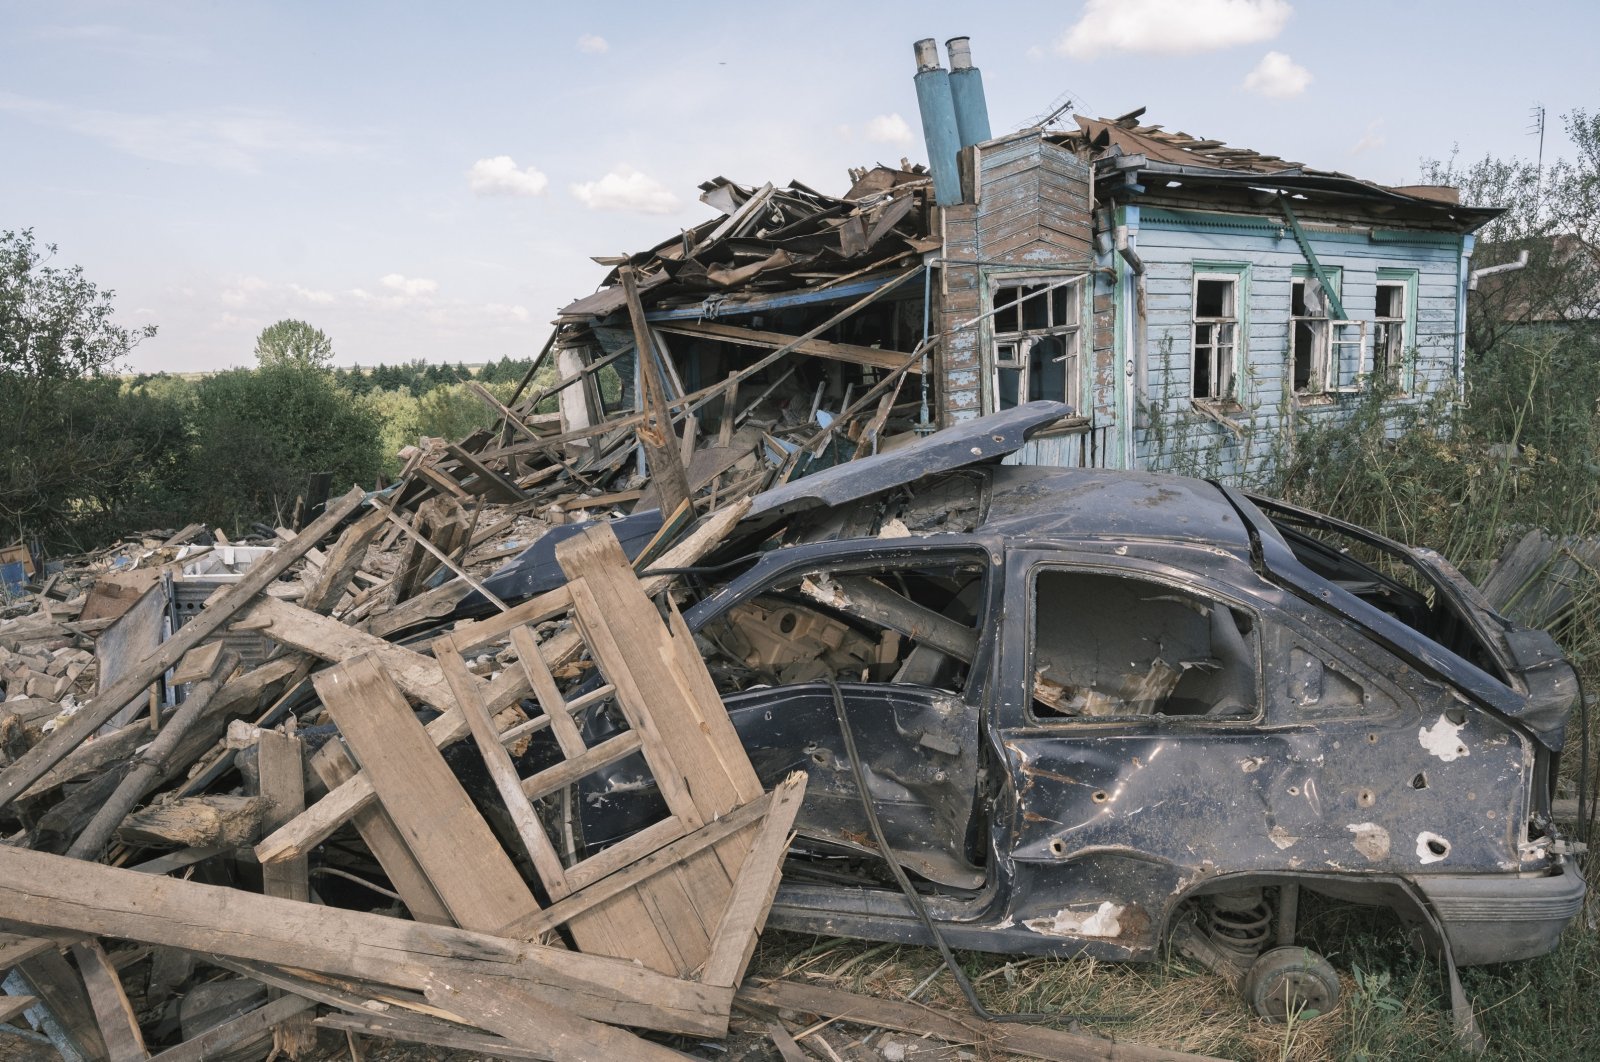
[914,38,942,72]
[946,37,974,70]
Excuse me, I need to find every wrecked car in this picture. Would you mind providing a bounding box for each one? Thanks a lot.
[475,401,1583,1018]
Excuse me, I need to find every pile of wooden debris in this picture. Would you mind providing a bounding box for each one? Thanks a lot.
[0,480,810,1060]
[0,451,1220,1062]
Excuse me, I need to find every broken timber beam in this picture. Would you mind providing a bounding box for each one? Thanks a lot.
[654,320,920,373]
[622,263,693,518]
[0,845,734,1036]
[312,655,544,935]
[66,650,241,860]
[737,980,1226,1062]
[0,485,368,811]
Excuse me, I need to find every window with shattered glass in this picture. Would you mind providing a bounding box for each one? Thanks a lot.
[1029,568,1260,722]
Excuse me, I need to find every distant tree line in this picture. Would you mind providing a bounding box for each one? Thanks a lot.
[0,234,541,556]
[334,355,534,397]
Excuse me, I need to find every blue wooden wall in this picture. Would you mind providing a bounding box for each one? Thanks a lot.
[1127,206,1468,482]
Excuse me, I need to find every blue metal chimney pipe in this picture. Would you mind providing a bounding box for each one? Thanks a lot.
[945,37,991,148]
[912,38,962,207]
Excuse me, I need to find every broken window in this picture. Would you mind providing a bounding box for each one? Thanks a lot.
[990,276,1081,411]
[1191,274,1239,401]
[1373,278,1409,391]
[1290,277,1330,394]
[1029,569,1258,722]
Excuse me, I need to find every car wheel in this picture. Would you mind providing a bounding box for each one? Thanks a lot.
[1243,946,1340,1022]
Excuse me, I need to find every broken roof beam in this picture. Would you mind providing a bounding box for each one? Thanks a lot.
[477,264,924,463]
[654,320,920,374]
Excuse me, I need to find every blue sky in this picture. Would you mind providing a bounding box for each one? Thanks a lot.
[4,0,1595,374]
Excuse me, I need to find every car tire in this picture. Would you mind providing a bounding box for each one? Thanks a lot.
[1243,946,1340,1022]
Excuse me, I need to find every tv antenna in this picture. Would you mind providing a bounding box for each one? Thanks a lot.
[1529,103,1546,221]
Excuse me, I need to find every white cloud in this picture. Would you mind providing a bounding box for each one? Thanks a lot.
[381,274,438,298]
[576,34,608,54]
[0,92,357,172]
[467,155,549,197]
[289,283,335,305]
[864,113,913,145]
[569,167,680,214]
[220,276,269,307]
[1242,51,1312,98]
[484,303,531,322]
[1058,0,1290,58]
[1351,119,1385,155]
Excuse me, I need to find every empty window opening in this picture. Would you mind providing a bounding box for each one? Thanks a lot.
[1030,569,1258,721]
[991,277,1081,411]
[1291,277,1330,394]
[1373,281,1407,390]
[701,559,987,693]
[1192,275,1239,401]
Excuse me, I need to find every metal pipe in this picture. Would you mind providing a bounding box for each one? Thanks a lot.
[945,37,991,148]
[1114,223,1145,275]
[912,38,962,206]
[1468,249,1529,290]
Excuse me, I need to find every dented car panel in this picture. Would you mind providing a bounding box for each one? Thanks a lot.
[563,416,1581,969]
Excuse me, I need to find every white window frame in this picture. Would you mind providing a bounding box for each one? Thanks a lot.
[987,274,1082,412]
[1291,275,1336,396]
[1373,277,1410,392]
[1191,272,1241,402]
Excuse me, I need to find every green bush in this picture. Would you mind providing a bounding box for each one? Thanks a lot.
[183,361,384,531]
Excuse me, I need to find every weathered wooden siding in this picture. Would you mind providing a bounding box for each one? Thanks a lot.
[936,131,1094,425]
[1130,208,1466,482]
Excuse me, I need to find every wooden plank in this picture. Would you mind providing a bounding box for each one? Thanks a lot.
[0,845,733,1037]
[509,626,586,758]
[148,995,316,1062]
[308,744,452,925]
[255,729,316,1059]
[423,972,691,1062]
[169,641,224,686]
[313,655,543,936]
[432,637,569,890]
[502,798,770,940]
[257,731,309,902]
[0,931,72,968]
[738,981,1226,1062]
[375,502,510,612]
[0,486,368,811]
[66,649,240,860]
[622,263,692,518]
[316,1011,554,1061]
[300,506,389,614]
[446,442,529,503]
[700,772,807,988]
[69,941,147,1061]
[653,320,919,373]
[520,731,643,802]
[14,951,108,1061]
[0,993,38,1024]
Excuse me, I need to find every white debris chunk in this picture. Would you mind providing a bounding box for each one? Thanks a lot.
[1023,901,1125,937]
[1418,714,1469,761]
[1347,821,1391,861]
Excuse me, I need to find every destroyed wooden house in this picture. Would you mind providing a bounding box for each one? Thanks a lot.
[519,36,1503,490]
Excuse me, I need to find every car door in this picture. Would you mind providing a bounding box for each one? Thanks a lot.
[989,548,1278,936]
[695,546,1000,889]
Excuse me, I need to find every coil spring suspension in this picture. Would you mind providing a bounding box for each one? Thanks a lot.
[1203,888,1274,962]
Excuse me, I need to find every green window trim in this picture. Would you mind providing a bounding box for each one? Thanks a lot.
[1190,262,1251,406]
